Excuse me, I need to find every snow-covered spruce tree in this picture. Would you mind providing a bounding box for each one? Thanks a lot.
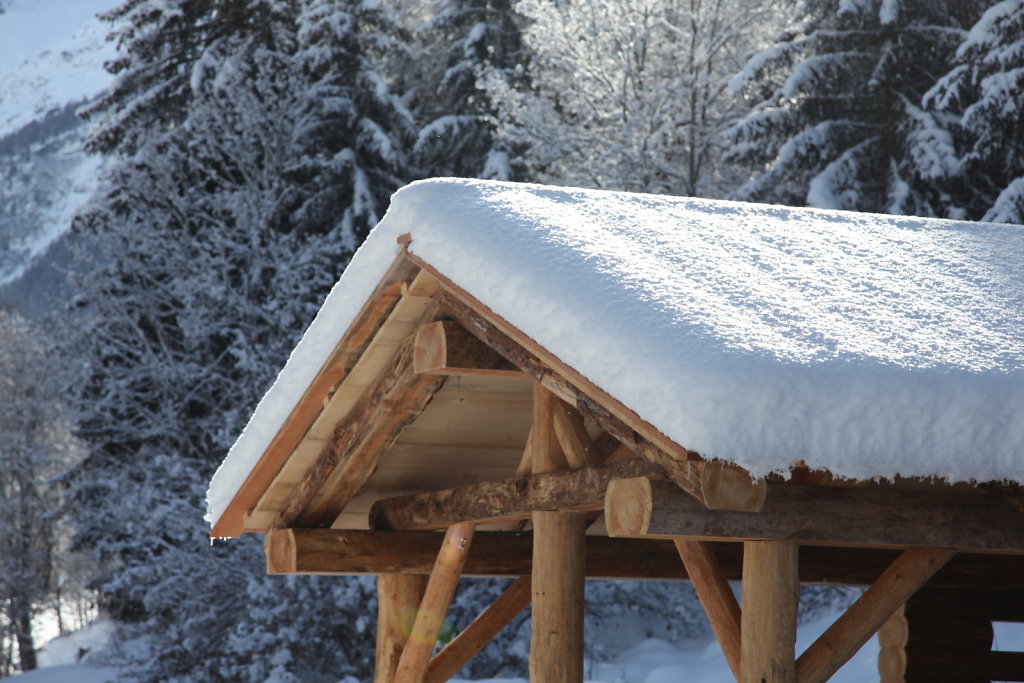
[727,0,990,216]
[485,0,785,196]
[925,0,1024,223]
[411,0,527,179]
[67,1,414,679]
[0,311,81,674]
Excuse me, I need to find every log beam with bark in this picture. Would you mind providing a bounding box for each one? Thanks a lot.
[369,458,659,531]
[605,477,1024,554]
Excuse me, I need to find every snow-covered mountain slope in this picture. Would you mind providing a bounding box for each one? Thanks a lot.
[0,0,116,136]
[0,0,115,293]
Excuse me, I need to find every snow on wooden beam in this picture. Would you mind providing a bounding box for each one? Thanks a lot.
[274,327,447,529]
[368,458,658,531]
[604,477,1024,554]
[430,278,766,512]
[795,548,955,683]
[413,320,522,377]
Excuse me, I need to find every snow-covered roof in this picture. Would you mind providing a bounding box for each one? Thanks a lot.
[207,178,1024,528]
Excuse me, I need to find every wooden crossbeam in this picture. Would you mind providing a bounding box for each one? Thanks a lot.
[264,529,1024,589]
[369,458,658,531]
[675,540,742,680]
[413,320,521,378]
[424,577,531,683]
[395,523,476,683]
[274,329,447,529]
[434,285,766,512]
[795,547,956,683]
[605,477,1024,554]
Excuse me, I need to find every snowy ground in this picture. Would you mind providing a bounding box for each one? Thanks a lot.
[6,612,1023,682]
[0,610,883,682]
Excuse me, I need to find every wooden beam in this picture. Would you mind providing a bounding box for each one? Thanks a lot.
[531,510,586,683]
[434,284,766,512]
[376,574,428,683]
[795,548,956,683]
[369,458,659,531]
[742,540,799,683]
[675,540,742,680]
[902,650,1024,682]
[414,320,521,378]
[263,529,1024,589]
[275,329,447,529]
[605,477,1024,554]
[424,577,531,683]
[395,523,476,683]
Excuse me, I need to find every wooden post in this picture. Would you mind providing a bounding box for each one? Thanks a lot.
[376,574,429,683]
[741,541,799,683]
[531,510,587,683]
[675,539,742,680]
[394,523,476,683]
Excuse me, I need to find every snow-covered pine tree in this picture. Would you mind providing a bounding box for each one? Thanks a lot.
[485,0,785,196]
[66,0,415,678]
[411,0,526,179]
[925,0,1024,223]
[727,0,987,216]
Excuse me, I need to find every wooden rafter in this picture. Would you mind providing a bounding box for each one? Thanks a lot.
[395,522,476,683]
[432,282,766,512]
[605,477,1024,554]
[424,577,531,683]
[210,255,422,537]
[274,327,447,529]
[795,547,955,683]
[368,458,658,531]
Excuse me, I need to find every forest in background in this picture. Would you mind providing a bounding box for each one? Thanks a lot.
[1,0,1022,679]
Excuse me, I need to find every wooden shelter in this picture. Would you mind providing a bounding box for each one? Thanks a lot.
[207,179,1024,682]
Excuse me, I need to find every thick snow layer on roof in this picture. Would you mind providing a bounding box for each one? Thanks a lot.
[207,178,1024,527]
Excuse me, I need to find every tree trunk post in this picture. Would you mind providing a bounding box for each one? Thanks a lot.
[530,509,586,683]
[375,574,428,683]
[741,540,799,683]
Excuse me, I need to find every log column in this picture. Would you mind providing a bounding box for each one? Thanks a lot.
[531,510,586,683]
[530,382,586,682]
[375,574,428,683]
[741,540,799,683]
